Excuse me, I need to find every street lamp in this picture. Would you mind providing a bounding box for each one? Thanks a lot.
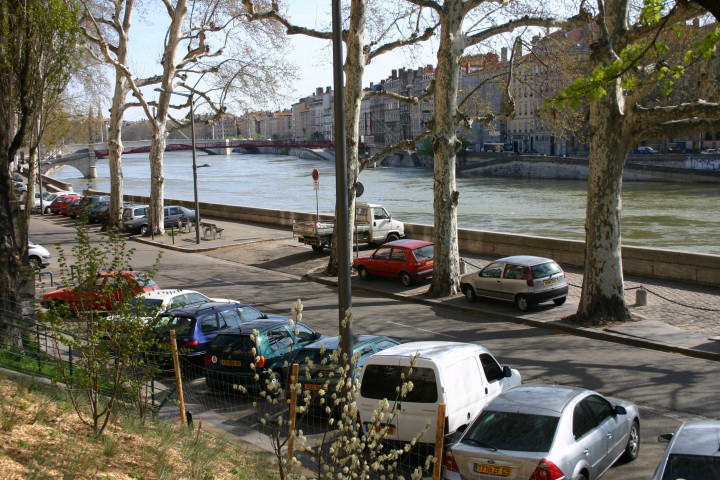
[155,87,202,244]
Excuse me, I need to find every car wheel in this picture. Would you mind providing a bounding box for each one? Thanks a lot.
[463,285,477,302]
[358,266,371,281]
[515,294,531,312]
[575,473,587,480]
[139,224,148,235]
[29,257,41,269]
[386,233,400,243]
[45,207,51,214]
[622,420,640,461]
[400,271,413,287]
[311,244,324,253]
[553,297,567,306]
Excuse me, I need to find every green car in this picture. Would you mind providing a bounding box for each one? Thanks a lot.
[293,335,400,404]
[204,318,323,395]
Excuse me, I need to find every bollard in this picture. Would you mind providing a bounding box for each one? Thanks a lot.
[459,260,467,275]
[635,288,648,306]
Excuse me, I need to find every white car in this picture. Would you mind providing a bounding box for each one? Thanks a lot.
[128,289,239,317]
[699,148,717,155]
[28,241,52,268]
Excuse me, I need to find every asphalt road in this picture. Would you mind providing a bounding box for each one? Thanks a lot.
[30,216,719,479]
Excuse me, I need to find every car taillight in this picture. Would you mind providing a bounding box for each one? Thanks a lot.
[524,267,534,286]
[180,340,199,349]
[443,450,459,472]
[255,355,265,368]
[529,459,564,480]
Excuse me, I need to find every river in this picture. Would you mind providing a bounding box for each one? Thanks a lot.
[51,151,720,255]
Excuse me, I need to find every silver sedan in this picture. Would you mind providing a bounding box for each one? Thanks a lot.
[651,420,720,480]
[445,384,640,480]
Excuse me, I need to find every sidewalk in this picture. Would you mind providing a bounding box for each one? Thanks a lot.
[132,215,720,362]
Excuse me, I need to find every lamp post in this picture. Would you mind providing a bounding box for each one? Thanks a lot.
[155,88,202,244]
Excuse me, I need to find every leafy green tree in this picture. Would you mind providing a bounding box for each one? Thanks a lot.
[0,0,81,336]
[40,225,163,436]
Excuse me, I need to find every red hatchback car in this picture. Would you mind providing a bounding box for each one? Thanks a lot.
[353,239,434,286]
[48,193,81,216]
[41,271,160,311]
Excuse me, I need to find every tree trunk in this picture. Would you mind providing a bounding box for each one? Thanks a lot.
[325,0,366,277]
[427,2,462,298]
[147,121,166,236]
[576,82,632,324]
[107,68,128,231]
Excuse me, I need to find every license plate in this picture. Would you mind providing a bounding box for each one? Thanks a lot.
[221,359,242,367]
[473,463,511,476]
[544,278,558,286]
[304,383,321,391]
[364,423,396,435]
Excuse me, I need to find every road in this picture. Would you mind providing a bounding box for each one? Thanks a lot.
[31,216,719,479]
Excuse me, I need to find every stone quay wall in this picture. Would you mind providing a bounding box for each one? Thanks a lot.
[90,190,720,287]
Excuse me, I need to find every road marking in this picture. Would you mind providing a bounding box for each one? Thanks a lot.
[387,321,456,338]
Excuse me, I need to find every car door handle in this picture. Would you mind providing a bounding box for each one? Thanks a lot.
[607,433,612,439]
[583,447,589,456]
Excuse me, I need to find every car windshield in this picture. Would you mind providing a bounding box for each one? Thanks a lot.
[360,365,438,403]
[155,315,193,336]
[661,454,720,480]
[461,410,559,453]
[128,297,164,316]
[413,245,434,260]
[531,262,562,279]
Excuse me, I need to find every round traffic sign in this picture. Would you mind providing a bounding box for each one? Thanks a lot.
[312,168,319,181]
[357,181,364,197]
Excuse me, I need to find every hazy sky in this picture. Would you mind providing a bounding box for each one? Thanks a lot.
[124,0,437,120]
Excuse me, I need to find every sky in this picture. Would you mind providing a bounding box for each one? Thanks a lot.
[123,0,438,121]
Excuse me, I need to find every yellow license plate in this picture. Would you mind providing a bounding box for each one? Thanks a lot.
[304,383,321,391]
[221,359,242,366]
[473,463,511,476]
[544,278,558,286]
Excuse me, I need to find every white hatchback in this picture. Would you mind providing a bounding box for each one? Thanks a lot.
[460,255,568,311]
[129,289,238,318]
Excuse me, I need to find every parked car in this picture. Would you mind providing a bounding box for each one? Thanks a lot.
[48,193,81,215]
[700,148,718,155]
[356,341,521,446]
[75,195,110,220]
[651,420,720,480]
[85,201,110,224]
[445,384,640,480]
[156,302,287,364]
[129,289,238,318]
[294,335,400,403]
[65,196,86,218]
[122,204,149,233]
[460,255,568,311]
[36,191,73,214]
[633,146,659,154]
[353,239,434,287]
[127,205,196,234]
[41,270,159,311]
[13,182,27,194]
[28,241,51,269]
[204,318,323,394]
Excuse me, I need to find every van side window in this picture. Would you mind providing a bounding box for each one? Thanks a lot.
[480,353,504,383]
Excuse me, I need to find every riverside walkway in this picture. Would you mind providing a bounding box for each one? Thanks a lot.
[129,215,720,361]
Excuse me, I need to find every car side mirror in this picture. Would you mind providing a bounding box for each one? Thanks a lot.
[614,405,627,416]
[503,366,512,378]
[658,433,673,443]
[313,332,322,339]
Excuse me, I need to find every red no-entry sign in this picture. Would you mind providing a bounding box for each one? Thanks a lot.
[312,168,319,181]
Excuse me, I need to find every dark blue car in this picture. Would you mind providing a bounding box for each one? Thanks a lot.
[155,302,288,364]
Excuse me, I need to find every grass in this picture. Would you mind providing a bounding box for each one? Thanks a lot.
[0,374,278,479]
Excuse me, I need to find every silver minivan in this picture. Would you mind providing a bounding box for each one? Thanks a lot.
[122,204,150,234]
[460,255,568,311]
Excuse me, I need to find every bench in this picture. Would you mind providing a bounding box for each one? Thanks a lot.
[178,216,194,233]
[200,222,224,240]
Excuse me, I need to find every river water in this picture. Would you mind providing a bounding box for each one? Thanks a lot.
[52,151,720,255]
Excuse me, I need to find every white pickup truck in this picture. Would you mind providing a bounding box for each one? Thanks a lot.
[293,203,405,252]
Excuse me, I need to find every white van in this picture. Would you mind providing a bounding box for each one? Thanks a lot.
[356,341,521,445]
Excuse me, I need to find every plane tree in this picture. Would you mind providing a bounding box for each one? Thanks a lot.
[556,1,720,325]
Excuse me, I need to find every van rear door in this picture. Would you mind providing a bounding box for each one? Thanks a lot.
[395,364,441,443]
[358,362,402,442]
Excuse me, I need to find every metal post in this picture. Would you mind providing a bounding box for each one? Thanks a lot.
[169,330,187,425]
[332,0,353,379]
[190,96,201,244]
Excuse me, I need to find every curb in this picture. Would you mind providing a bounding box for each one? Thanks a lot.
[129,235,295,254]
[304,272,720,363]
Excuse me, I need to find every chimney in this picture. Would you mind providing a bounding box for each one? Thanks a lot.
[380,79,385,85]
[316,87,323,96]
[392,69,398,80]
[501,47,507,63]
[326,86,331,93]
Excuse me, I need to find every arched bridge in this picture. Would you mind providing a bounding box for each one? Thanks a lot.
[43,139,337,178]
